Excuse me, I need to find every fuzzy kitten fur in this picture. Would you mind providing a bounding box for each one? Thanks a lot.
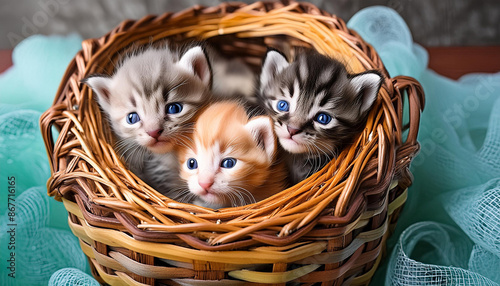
[177,101,287,209]
[259,48,383,184]
[83,41,257,195]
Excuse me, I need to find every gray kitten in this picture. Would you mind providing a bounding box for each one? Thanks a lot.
[84,43,257,196]
[84,44,212,155]
[259,49,383,184]
[84,43,239,196]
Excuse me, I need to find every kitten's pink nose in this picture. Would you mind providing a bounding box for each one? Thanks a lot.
[287,126,301,136]
[198,180,214,191]
[147,129,163,139]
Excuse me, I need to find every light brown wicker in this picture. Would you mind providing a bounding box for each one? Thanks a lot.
[40,1,424,285]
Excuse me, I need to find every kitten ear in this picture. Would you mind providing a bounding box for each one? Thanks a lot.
[260,49,289,88]
[245,116,276,161]
[178,46,211,87]
[350,71,383,114]
[83,75,113,112]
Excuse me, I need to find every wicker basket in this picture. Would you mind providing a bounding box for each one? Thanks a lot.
[40,1,424,285]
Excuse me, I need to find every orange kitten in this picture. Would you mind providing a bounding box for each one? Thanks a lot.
[177,101,286,208]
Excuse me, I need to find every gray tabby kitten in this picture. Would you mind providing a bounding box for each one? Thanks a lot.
[84,42,257,197]
[84,44,214,194]
[259,49,383,184]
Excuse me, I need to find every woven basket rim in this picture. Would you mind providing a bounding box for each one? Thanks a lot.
[40,0,424,254]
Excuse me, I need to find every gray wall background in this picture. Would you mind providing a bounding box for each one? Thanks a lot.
[1,0,499,49]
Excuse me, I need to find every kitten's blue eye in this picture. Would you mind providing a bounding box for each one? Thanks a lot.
[276,100,289,112]
[315,113,332,125]
[221,158,237,169]
[126,112,140,124]
[167,103,183,114]
[187,158,198,169]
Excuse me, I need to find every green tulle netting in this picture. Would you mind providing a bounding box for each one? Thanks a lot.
[0,34,92,286]
[0,7,499,285]
[349,6,500,285]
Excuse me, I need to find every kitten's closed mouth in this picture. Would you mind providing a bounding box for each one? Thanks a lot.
[280,136,301,145]
[199,191,224,205]
[148,136,171,144]
[279,137,308,153]
[199,189,217,197]
[147,138,174,153]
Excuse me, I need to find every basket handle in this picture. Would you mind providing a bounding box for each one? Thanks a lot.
[40,109,56,173]
[40,103,67,175]
[392,75,425,147]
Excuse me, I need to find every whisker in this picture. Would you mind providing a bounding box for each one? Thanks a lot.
[233,186,256,205]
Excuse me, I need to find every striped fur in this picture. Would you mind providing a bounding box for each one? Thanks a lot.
[259,49,383,184]
[84,42,258,196]
[84,44,213,194]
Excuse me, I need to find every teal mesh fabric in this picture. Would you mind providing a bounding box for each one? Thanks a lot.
[0,34,83,113]
[469,245,500,283]
[445,178,500,256]
[0,187,87,285]
[348,6,500,286]
[387,222,498,286]
[1,7,499,285]
[0,35,89,285]
[48,268,100,286]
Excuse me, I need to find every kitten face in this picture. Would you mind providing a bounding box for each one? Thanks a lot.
[84,45,212,155]
[178,102,276,208]
[259,49,383,157]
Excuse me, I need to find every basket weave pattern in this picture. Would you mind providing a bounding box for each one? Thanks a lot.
[40,1,424,285]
